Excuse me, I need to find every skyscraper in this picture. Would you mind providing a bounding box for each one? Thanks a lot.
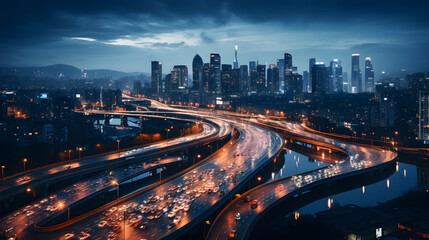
[192,54,203,92]
[170,65,188,93]
[231,69,240,95]
[249,61,256,72]
[303,71,309,92]
[329,59,343,92]
[284,53,292,92]
[221,64,233,96]
[365,57,375,92]
[419,91,429,142]
[311,62,329,95]
[209,53,221,94]
[291,73,303,94]
[151,61,162,96]
[309,58,316,93]
[233,45,239,69]
[203,63,210,93]
[272,66,280,94]
[267,65,273,94]
[351,54,362,93]
[239,65,249,95]
[276,59,284,93]
[256,64,266,94]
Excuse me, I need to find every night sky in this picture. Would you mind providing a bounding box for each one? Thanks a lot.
[1,0,429,76]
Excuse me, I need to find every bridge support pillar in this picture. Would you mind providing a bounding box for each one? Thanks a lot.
[121,116,128,127]
[104,115,111,126]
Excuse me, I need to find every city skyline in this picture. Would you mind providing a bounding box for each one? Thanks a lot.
[1,0,429,75]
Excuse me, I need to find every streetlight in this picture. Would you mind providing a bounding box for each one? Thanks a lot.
[1,165,5,181]
[23,158,28,172]
[68,150,72,161]
[193,154,201,165]
[112,181,119,200]
[117,140,120,156]
[78,148,83,159]
[58,203,70,225]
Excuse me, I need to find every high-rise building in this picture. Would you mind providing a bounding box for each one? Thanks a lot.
[309,58,316,93]
[276,59,284,93]
[239,65,249,95]
[343,72,349,92]
[418,91,429,142]
[151,61,162,96]
[303,71,309,92]
[249,61,256,72]
[272,66,280,94]
[267,65,274,94]
[351,54,362,93]
[192,54,203,92]
[233,45,239,69]
[290,73,303,94]
[221,64,233,96]
[256,65,266,94]
[231,69,240,95]
[329,59,343,92]
[365,57,374,92]
[284,53,292,92]
[202,63,210,93]
[408,72,428,91]
[209,53,221,94]
[311,62,329,95]
[170,65,188,98]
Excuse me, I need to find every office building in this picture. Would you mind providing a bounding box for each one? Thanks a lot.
[240,65,249,95]
[351,54,362,93]
[151,61,162,96]
[233,45,239,69]
[312,62,329,95]
[329,59,343,92]
[365,57,375,92]
[284,53,293,92]
[209,53,221,94]
[192,54,203,92]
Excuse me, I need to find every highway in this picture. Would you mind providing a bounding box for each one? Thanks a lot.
[0,117,222,201]
[207,120,398,240]
[32,119,283,240]
[0,156,185,239]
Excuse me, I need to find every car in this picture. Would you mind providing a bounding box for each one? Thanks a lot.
[250,200,258,209]
[139,222,149,230]
[235,213,241,221]
[78,232,91,240]
[219,190,226,196]
[228,230,237,240]
[98,221,107,228]
[167,223,176,229]
[167,211,176,218]
[173,216,181,224]
[64,233,74,239]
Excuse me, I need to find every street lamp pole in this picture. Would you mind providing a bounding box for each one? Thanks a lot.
[117,140,120,156]
[23,158,27,172]
[1,166,5,181]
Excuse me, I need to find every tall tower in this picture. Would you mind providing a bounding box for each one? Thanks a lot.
[365,57,374,92]
[284,53,292,92]
[233,45,239,69]
[329,59,343,92]
[351,54,362,93]
[192,54,203,92]
[151,61,162,96]
[309,58,316,93]
[311,62,329,95]
[209,53,221,94]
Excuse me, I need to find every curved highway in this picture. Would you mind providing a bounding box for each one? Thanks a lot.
[207,120,398,240]
[32,119,283,240]
[0,156,185,239]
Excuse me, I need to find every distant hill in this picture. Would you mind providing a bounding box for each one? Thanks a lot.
[0,64,147,80]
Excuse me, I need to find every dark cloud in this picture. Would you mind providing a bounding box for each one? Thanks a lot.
[200,32,215,44]
[0,0,428,72]
[152,41,185,48]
